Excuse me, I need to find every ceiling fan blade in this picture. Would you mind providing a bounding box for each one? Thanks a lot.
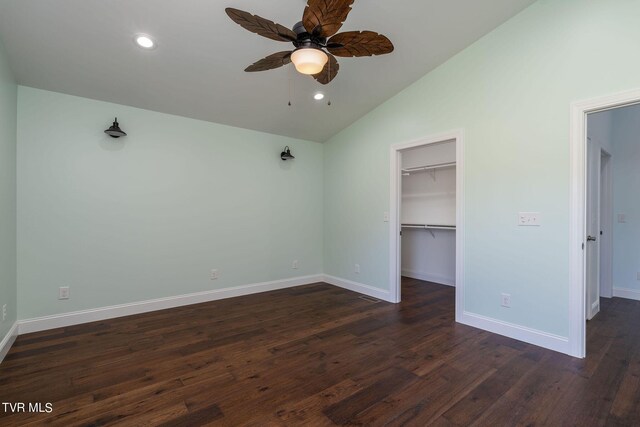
[312,53,339,85]
[327,31,394,57]
[245,51,293,72]
[302,0,354,38]
[226,8,297,42]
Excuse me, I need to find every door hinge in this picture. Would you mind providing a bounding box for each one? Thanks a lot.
[582,243,585,250]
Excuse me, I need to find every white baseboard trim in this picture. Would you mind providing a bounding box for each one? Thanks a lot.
[613,287,640,301]
[9,275,574,359]
[459,311,570,356]
[18,274,324,335]
[0,322,18,363]
[401,270,455,287]
[323,275,394,302]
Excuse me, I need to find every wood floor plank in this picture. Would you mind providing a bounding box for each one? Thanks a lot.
[322,367,419,424]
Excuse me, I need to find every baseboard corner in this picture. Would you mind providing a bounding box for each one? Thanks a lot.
[401,270,455,287]
[322,274,394,302]
[0,322,19,364]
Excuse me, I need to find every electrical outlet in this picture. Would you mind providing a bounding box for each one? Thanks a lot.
[355,264,360,274]
[501,293,511,308]
[59,287,70,300]
[292,260,299,270]
[2,304,6,322]
[210,269,219,280]
[518,212,541,226]
[383,212,390,222]
[618,214,627,223]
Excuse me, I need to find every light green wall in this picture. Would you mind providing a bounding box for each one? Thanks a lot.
[324,0,640,338]
[612,104,640,293]
[17,87,323,319]
[0,38,17,339]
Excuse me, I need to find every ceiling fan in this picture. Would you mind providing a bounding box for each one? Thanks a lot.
[225,0,394,85]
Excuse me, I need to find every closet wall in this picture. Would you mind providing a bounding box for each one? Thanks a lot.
[401,141,456,286]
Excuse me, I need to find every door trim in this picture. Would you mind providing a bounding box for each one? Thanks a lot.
[389,130,465,322]
[569,88,640,358]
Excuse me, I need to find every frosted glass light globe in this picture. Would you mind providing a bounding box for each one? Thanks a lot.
[291,48,328,75]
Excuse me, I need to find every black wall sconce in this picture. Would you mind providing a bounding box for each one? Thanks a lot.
[281,146,295,161]
[104,118,127,138]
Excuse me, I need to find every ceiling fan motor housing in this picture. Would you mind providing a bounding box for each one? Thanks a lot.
[292,21,326,49]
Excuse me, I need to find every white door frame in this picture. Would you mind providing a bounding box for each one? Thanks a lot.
[569,88,640,358]
[389,130,465,321]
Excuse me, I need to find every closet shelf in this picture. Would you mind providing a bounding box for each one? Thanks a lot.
[401,224,455,238]
[402,161,456,175]
[401,224,456,230]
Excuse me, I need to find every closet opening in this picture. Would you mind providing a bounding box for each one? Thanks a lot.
[389,131,464,320]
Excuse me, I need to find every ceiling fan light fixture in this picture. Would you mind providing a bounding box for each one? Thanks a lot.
[225,3,394,85]
[314,92,325,100]
[291,48,328,75]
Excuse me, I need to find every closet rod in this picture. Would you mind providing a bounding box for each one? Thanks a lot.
[402,161,456,174]
[401,224,456,230]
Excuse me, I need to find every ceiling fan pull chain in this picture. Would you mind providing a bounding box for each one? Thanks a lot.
[327,62,331,106]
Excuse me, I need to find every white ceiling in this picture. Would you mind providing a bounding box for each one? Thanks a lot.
[0,0,535,142]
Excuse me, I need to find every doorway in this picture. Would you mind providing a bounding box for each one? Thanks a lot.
[389,130,464,320]
[570,89,640,358]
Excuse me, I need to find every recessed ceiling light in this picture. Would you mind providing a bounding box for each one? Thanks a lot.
[134,34,156,49]
[314,92,325,101]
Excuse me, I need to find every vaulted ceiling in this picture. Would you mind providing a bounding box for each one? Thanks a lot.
[0,0,535,141]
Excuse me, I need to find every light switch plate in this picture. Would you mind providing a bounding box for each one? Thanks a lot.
[618,214,627,223]
[518,212,541,226]
[59,286,70,300]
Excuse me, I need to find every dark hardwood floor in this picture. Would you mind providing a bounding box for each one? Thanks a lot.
[1,278,640,426]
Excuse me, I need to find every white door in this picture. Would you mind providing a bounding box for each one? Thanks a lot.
[586,138,601,320]
[599,151,613,298]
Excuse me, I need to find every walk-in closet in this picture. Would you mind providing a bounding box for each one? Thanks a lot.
[401,140,456,286]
